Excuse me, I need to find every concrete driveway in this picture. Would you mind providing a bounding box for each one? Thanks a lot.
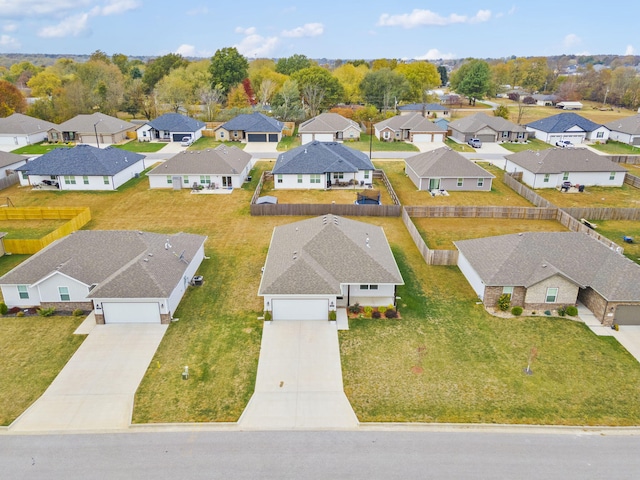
[10,323,167,433]
[242,142,279,154]
[239,321,358,429]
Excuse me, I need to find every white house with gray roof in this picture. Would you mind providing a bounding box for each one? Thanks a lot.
[0,230,207,324]
[0,151,29,180]
[0,113,57,147]
[48,112,136,146]
[525,112,609,145]
[147,145,252,190]
[16,144,145,190]
[405,147,494,192]
[504,148,626,189]
[454,232,640,325]
[604,114,640,146]
[136,113,206,143]
[298,112,362,144]
[258,215,403,320]
[272,141,374,189]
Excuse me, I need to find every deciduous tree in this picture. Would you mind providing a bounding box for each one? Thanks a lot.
[0,80,26,116]
[275,54,313,75]
[450,59,491,105]
[360,68,409,113]
[209,47,249,94]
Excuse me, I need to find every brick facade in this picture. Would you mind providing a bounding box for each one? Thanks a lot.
[484,286,526,309]
[93,311,170,325]
[40,301,93,315]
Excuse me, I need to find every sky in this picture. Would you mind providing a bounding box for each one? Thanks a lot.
[0,0,638,61]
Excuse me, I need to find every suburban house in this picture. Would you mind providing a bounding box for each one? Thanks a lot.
[136,113,205,143]
[397,103,450,117]
[0,230,207,324]
[374,113,446,143]
[604,114,640,146]
[48,112,136,146]
[405,147,495,192]
[504,148,626,188]
[258,215,404,320]
[448,113,529,143]
[16,144,145,190]
[556,101,583,110]
[215,112,284,143]
[147,145,252,190]
[298,112,362,144]
[454,232,640,325]
[0,151,29,180]
[0,113,57,147]
[526,112,610,145]
[271,141,375,189]
[531,94,559,107]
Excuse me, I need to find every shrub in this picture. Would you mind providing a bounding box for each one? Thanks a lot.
[497,293,511,311]
[557,306,566,316]
[544,310,551,316]
[37,307,56,317]
[363,306,373,317]
[264,311,272,321]
[377,305,387,314]
[387,304,395,312]
[72,308,84,317]
[384,309,398,319]
[348,303,361,314]
[16,311,24,317]
[0,302,7,315]
[372,310,381,319]
[565,305,578,316]
[511,306,523,316]
[328,310,337,321]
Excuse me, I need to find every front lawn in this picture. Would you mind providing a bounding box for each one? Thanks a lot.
[590,140,640,155]
[113,141,167,153]
[188,137,245,150]
[277,134,419,153]
[499,138,552,153]
[11,143,72,154]
[0,316,85,425]
[444,138,474,152]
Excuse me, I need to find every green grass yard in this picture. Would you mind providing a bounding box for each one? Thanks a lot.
[113,141,167,153]
[11,143,72,154]
[590,140,640,155]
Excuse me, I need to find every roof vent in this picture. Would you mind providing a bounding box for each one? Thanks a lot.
[542,264,547,268]
[165,240,172,250]
[304,149,307,153]
[143,258,149,262]
[148,253,153,257]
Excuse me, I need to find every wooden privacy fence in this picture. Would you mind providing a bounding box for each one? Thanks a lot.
[624,172,640,189]
[2,207,91,254]
[373,169,401,206]
[401,207,459,266]
[608,155,640,165]
[502,173,555,208]
[562,207,640,221]
[0,173,19,191]
[556,209,624,252]
[404,205,558,219]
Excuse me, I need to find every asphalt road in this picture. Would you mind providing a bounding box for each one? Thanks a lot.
[2,430,640,479]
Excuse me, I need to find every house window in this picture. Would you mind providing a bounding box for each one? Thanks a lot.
[546,287,559,303]
[597,131,604,138]
[21,172,28,180]
[103,176,109,185]
[477,178,484,187]
[383,131,390,139]
[457,178,463,187]
[220,132,225,138]
[83,176,89,185]
[233,131,238,138]
[310,174,321,184]
[64,175,76,185]
[563,172,569,181]
[359,285,369,290]
[277,174,283,184]
[543,174,550,183]
[17,285,29,299]
[183,176,189,184]
[364,171,370,179]
[167,176,173,184]
[609,172,616,180]
[200,175,211,184]
[297,174,303,184]
[502,131,509,138]
[502,286,514,295]
[517,132,525,139]
[370,285,378,290]
[333,172,344,180]
[58,286,70,301]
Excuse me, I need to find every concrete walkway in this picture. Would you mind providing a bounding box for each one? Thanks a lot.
[239,321,358,429]
[10,324,167,433]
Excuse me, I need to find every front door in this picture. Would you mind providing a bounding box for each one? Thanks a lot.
[326,173,331,188]
[429,178,440,190]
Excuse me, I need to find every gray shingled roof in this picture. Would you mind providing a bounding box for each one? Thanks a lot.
[298,113,361,134]
[604,114,640,136]
[259,215,403,295]
[397,103,448,112]
[0,230,207,299]
[448,112,527,134]
[0,151,29,169]
[526,112,603,133]
[454,232,640,302]
[405,147,495,178]
[272,141,374,175]
[16,144,145,176]
[504,148,626,174]
[375,113,445,133]
[0,113,57,135]
[218,112,283,133]
[146,113,205,132]
[53,112,136,134]
[148,145,251,176]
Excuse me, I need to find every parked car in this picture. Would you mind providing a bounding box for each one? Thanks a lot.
[467,138,482,148]
[555,140,574,148]
[181,136,193,146]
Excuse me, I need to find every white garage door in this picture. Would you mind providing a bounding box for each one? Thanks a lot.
[315,133,334,142]
[102,302,161,324]
[272,299,328,321]
[412,134,432,142]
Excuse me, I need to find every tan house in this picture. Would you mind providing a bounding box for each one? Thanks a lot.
[449,112,529,144]
[48,112,136,146]
[298,113,362,144]
[374,113,446,143]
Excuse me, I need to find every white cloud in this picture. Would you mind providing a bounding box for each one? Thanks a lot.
[0,34,20,48]
[281,22,323,38]
[414,48,456,60]
[3,24,18,32]
[377,9,491,28]
[235,33,279,58]
[625,44,635,55]
[175,44,196,56]
[96,0,140,16]
[235,26,256,35]
[0,0,91,17]
[563,33,581,49]
[38,12,90,38]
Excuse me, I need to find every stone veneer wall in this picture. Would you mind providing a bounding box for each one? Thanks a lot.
[94,312,171,325]
[40,301,93,313]
[484,286,526,309]
[579,288,610,325]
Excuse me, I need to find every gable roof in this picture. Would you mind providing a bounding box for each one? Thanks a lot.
[526,112,603,133]
[454,232,640,302]
[258,215,403,295]
[0,151,29,169]
[405,147,495,179]
[53,112,136,134]
[397,103,449,112]
[146,113,205,133]
[218,112,283,133]
[148,145,251,176]
[504,148,626,174]
[16,144,145,176]
[0,230,207,299]
[298,113,361,134]
[375,113,445,133]
[272,141,374,175]
[604,114,640,135]
[448,112,527,134]
[0,113,57,135]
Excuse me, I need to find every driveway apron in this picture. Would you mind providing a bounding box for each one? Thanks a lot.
[239,321,358,429]
[10,324,167,433]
